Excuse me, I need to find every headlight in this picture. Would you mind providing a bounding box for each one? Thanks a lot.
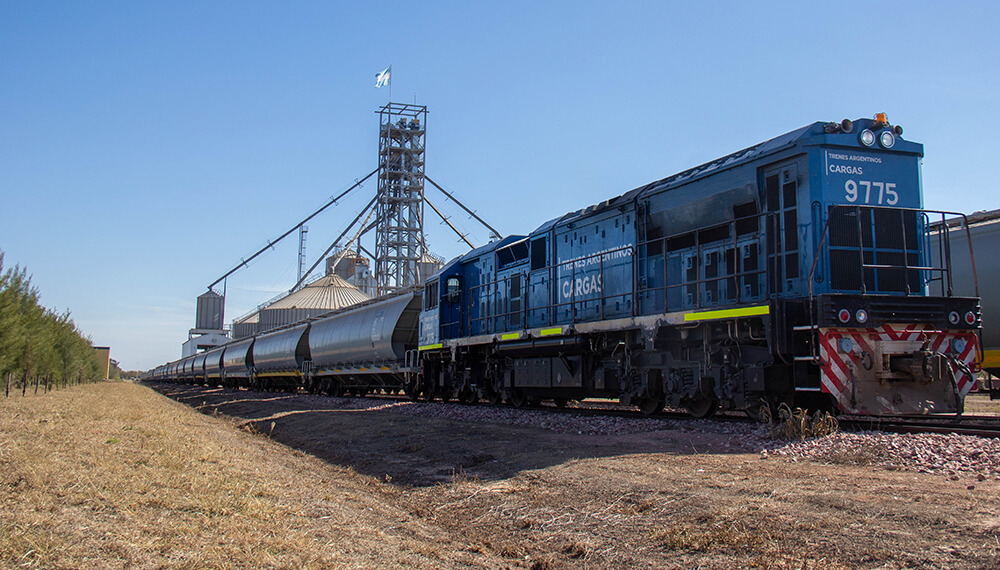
[859,129,875,147]
[838,308,851,323]
[949,311,961,325]
[879,131,895,148]
[855,309,869,324]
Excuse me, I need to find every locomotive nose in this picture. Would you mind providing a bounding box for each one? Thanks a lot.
[888,350,936,382]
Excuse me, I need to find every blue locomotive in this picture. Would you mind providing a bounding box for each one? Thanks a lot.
[149,114,983,418]
[416,114,982,417]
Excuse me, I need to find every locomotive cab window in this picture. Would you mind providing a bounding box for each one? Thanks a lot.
[425,281,439,309]
[764,165,800,293]
[734,201,759,236]
[498,239,529,270]
[445,277,461,302]
[509,274,522,298]
[530,237,547,270]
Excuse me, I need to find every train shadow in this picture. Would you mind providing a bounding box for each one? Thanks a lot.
[146,382,767,488]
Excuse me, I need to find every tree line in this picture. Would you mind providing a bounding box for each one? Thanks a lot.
[1,250,104,396]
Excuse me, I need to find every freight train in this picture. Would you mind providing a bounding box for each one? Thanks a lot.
[147,114,983,418]
[932,209,1000,396]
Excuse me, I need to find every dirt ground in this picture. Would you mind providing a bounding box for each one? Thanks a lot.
[4,382,1000,569]
[151,384,1000,569]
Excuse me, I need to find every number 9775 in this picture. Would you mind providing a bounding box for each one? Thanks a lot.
[845,180,898,205]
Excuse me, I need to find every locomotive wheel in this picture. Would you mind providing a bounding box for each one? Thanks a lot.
[485,390,502,405]
[403,377,422,400]
[509,390,528,408]
[638,397,665,417]
[743,400,771,423]
[328,380,345,398]
[686,397,718,419]
[420,384,435,401]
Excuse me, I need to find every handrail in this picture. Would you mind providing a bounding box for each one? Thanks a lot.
[635,211,768,313]
[810,204,978,300]
[437,204,981,343]
[452,244,636,335]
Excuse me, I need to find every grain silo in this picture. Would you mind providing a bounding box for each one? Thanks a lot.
[254,273,370,335]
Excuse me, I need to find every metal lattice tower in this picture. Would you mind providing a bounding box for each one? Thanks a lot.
[296,225,308,288]
[375,103,427,295]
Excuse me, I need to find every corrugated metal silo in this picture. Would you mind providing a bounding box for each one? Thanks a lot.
[196,290,225,330]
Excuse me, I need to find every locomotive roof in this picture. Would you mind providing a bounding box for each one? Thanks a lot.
[534,122,815,233]
[542,117,921,231]
[636,125,810,196]
[431,234,527,280]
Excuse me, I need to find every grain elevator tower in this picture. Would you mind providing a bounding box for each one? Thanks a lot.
[374,103,427,295]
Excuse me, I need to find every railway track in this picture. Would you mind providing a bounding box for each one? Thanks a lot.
[533,399,1000,438]
[839,414,1000,439]
[492,398,1000,438]
[155,382,1000,438]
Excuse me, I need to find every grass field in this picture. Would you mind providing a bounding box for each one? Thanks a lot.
[5,381,999,569]
[965,391,1000,415]
[0,382,497,569]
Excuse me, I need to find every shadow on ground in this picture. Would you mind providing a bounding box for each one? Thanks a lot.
[147,382,760,487]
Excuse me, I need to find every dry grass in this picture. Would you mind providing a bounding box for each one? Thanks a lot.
[0,381,501,569]
[965,392,1000,415]
[768,404,839,440]
[12,381,999,569]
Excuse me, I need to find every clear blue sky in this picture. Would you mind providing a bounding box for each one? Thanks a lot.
[1,1,997,370]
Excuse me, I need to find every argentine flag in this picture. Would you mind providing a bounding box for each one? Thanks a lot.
[375,66,391,88]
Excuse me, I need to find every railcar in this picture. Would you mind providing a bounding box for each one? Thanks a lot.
[418,114,982,417]
[178,355,197,385]
[155,291,423,395]
[221,338,254,389]
[191,351,208,385]
[203,346,225,388]
[251,323,310,392]
[304,291,422,397]
[934,209,1000,396]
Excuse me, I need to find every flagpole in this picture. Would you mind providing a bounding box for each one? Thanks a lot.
[389,66,392,102]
